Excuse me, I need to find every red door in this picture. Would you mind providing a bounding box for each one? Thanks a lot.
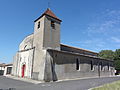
[22,64,26,77]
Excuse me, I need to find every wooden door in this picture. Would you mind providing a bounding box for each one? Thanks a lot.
[22,64,26,77]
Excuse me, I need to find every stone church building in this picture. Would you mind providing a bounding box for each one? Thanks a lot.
[12,8,114,82]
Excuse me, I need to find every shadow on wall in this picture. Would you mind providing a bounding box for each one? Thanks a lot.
[51,59,58,81]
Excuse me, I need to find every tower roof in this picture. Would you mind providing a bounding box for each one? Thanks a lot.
[34,8,62,22]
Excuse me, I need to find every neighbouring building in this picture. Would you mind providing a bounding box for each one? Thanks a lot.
[0,63,5,75]
[0,63,13,76]
[4,64,13,76]
[12,8,115,82]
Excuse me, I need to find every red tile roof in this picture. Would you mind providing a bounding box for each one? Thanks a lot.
[34,8,62,22]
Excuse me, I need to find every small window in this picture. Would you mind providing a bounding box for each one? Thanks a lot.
[6,67,12,74]
[100,62,103,71]
[76,59,79,70]
[38,21,40,29]
[108,63,110,71]
[24,45,27,50]
[51,21,55,29]
[91,61,94,71]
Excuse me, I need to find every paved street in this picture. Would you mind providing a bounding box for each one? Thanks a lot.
[0,76,120,90]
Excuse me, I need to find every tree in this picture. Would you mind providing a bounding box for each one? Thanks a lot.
[98,50,114,60]
[114,49,120,61]
[114,49,120,70]
[114,60,120,70]
[98,49,120,73]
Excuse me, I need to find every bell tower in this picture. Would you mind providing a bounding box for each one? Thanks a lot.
[33,8,62,50]
[32,8,62,80]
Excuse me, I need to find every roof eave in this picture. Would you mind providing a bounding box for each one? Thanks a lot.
[34,14,62,22]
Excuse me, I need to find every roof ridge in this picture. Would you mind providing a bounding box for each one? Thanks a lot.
[34,8,62,22]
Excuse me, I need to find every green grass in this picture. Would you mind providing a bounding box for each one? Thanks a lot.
[92,80,120,90]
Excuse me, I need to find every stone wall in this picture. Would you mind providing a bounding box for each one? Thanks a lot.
[45,49,114,81]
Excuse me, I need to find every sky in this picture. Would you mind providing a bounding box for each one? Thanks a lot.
[0,0,120,63]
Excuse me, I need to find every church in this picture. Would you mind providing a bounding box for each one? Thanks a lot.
[12,8,114,82]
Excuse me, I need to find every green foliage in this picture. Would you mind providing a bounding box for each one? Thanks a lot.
[98,50,114,60]
[98,49,120,70]
[114,60,120,70]
[114,49,120,61]
[114,49,120,70]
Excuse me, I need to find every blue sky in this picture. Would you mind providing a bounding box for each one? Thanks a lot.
[0,0,120,63]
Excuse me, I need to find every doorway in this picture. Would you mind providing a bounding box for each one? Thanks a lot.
[22,64,26,77]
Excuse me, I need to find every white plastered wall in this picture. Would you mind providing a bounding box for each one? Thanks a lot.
[17,49,34,78]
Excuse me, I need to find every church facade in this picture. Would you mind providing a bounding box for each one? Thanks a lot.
[12,8,115,82]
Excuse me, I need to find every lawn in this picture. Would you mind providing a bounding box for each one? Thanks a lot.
[92,80,120,90]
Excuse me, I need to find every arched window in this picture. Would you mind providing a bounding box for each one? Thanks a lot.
[91,61,94,71]
[76,58,80,70]
[108,63,110,71]
[24,45,27,50]
[100,62,103,71]
[38,21,40,29]
[51,21,55,29]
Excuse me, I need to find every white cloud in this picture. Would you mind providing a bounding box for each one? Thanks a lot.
[65,10,120,51]
[111,37,120,43]
[66,39,108,51]
[87,10,120,36]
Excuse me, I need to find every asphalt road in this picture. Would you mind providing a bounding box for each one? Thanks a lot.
[0,76,120,90]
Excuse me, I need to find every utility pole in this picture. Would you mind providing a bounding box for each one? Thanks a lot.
[98,61,100,78]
